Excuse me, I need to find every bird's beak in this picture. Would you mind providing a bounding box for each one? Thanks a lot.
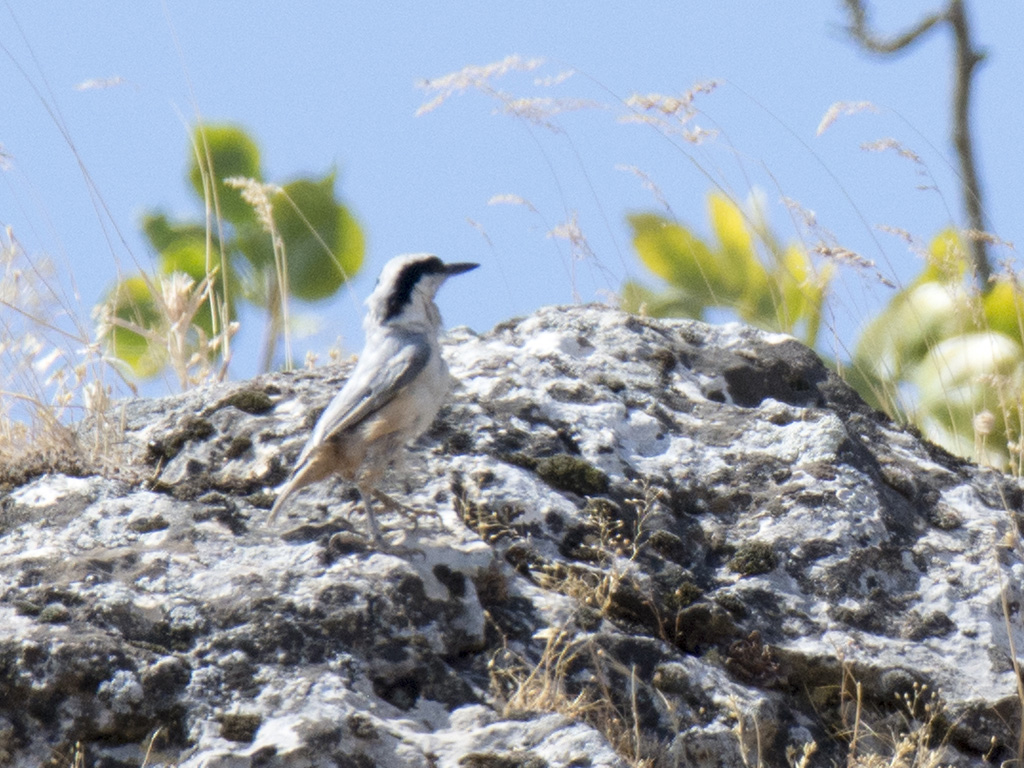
[443,261,480,277]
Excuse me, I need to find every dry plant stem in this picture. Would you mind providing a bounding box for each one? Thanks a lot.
[140,727,163,768]
[628,666,642,765]
[261,193,290,373]
[223,176,292,372]
[261,276,284,374]
[842,0,990,287]
[103,270,214,390]
[191,127,234,377]
[276,188,355,371]
[841,661,865,766]
[996,528,1024,763]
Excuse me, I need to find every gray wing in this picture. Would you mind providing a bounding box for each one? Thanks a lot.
[294,332,431,467]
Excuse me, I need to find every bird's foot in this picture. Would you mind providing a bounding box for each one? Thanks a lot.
[372,490,422,529]
[372,490,448,532]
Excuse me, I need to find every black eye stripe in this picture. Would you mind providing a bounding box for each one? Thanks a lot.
[383,256,445,321]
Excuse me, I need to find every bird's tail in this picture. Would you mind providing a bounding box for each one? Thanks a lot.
[267,477,297,524]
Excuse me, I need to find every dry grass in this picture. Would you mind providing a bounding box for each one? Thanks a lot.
[781,196,895,290]
[2,119,260,496]
[483,486,669,767]
[816,101,879,136]
[416,54,600,132]
[486,475,980,768]
[0,227,127,492]
[490,629,664,768]
[95,269,231,391]
[843,683,953,768]
[225,175,292,370]
[620,82,720,143]
[535,484,658,609]
[185,125,237,380]
[997,510,1024,765]
[48,728,169,768]
[728,669,957,768]
[416,54,545,116]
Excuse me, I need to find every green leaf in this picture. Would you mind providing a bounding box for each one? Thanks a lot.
[626,196,831,340]
[188,124,262,226]
[913,331,1022,408]
[275,174,365,301]
[779,247,832,346]
[917,228,968,285]
[708,193,753,258]
[910,331,1023,466]
[620,280,705,319]
[619,280,657,314]
[738,274,779,332]
[708,195,778,325]
[628,213,720,310]
[779,246,810,322]
[983,278,1024,344]
[158,238,210,281]
[235,220,276,273]
[854,281,972,384]
[709,193,759,293]
[142,212,211,254]
[105,276,164,378]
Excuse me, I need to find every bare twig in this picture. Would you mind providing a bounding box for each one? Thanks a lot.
[842,0,990,287]
[843,0,943,53]
[948,0,989,285]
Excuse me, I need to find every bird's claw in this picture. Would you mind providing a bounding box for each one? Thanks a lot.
[372,489,423,529]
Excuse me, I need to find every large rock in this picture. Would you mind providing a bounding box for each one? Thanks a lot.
[1,305,1022,767]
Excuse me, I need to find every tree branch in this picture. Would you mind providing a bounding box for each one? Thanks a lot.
[841,0,991,287]
[948,0,989,285]
[843,0,943,54]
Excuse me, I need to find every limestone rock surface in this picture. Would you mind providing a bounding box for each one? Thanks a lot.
[2,305,1023,767]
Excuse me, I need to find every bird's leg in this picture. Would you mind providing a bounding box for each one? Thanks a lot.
[357,486,384,547]
[357,486,426,559]
[376,450,418,527]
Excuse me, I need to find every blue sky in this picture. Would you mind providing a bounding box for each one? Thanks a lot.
[2,2,1022,395]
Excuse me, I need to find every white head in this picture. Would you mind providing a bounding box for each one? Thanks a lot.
[364,253,478,332]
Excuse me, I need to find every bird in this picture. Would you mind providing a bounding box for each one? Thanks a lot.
[268,253,479,545]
